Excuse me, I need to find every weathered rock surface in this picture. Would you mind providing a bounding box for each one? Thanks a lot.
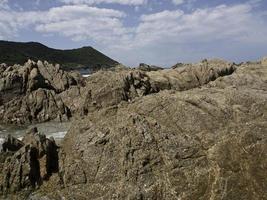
[23,59,266,199]
[0,128,59,198]
[79,59,236,114]
[136,63,164,71]
[2,134,24,152]
[0,60,83,124]
[1,58,267,200]
[262,57,267,66]
[0,59,238,125]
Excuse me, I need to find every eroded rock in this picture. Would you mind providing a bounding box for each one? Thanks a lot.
[40,60,266,199]
[1,58,267,199]
[0,60,83,124]
[0,127,59,196]
[2,135,24,152]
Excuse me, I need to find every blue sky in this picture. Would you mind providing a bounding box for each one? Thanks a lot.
[0,0,266,67]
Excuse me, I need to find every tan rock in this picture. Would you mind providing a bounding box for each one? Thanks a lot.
[261,56,267,66]
[48,60,266,199]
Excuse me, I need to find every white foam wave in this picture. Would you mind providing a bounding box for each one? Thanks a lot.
[46,131,67,140]
[82,74,91,78]
[0,131,67,151]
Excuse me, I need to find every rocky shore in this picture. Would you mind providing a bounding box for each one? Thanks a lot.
[0,58,267,199]
[0,60,84,124]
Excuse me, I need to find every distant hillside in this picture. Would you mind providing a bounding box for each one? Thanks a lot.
[0,40,118,71]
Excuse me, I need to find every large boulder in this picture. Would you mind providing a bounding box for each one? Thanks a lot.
[148,59,236,91]
[0,128,59,196]
[29,59,267,199]
[0,58,267,199]
[0,59,238,125]
[0,60,83,124]
[0,60,82,96]
[136,63,164,71]
[79,59,237,114]
[0,88,71,124]
[2,134,24,152]
[36,60,81,93]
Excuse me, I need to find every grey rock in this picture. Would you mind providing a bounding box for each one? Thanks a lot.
[0,60,83,124]
[137,63,164,71]
[0,128,59,197]
[2,135,24,152]
[1,58,267,200]
[31,58,267,199]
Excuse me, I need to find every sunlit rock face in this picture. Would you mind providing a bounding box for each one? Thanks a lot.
[54,60,267,200]
[0,60,83,124]
[1,58,267,200]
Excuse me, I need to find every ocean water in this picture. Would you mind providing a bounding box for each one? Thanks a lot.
[82,74,91,78]
[0,121,71,150]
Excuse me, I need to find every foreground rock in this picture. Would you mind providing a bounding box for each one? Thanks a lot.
[0,128,59,198]
[1,58,267,199]
[23,59,265,199]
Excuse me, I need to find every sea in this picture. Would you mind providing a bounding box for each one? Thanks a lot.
[0,121,71,151]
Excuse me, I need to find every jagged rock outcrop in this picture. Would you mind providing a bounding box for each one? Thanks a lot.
[149,59,236,91]
[136,63,164,71]
[2,135,24,152]
[0,59,238,124]
[1,88,71,124]
[1,58,267,199]
[80,59,237,114]
[0,128,59,197]
[22,59,266,199]
[0,60,83,124]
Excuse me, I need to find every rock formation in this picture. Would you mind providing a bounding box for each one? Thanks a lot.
[0,58,267,199]
[136,63,164,71]
[0,59,236,125]
[0,60,83,124]
[262,57,267,66]
[44,59,266,200]
[2,134,24,152]
[79,59,236,114]
[0,127,59,198]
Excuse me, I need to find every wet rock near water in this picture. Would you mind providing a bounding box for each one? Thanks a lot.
[0,127,59,197]
[2,134,24,152]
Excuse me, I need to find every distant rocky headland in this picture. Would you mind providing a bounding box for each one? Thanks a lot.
[0,57,267,199]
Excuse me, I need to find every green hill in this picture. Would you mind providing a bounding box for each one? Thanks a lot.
[0,40,118,71]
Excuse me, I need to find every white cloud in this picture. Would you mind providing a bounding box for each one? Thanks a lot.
[0,0,9,9]
[132,4,267,47]
[0,1,267,66]
[59,0,146,6]
[172,0,184,5]
[0,5,129,44]
[109,2,267,65]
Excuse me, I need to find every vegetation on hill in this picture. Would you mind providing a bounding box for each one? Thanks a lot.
[0,40,118,71]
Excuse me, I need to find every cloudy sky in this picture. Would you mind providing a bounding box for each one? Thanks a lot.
[0,0,266,66]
